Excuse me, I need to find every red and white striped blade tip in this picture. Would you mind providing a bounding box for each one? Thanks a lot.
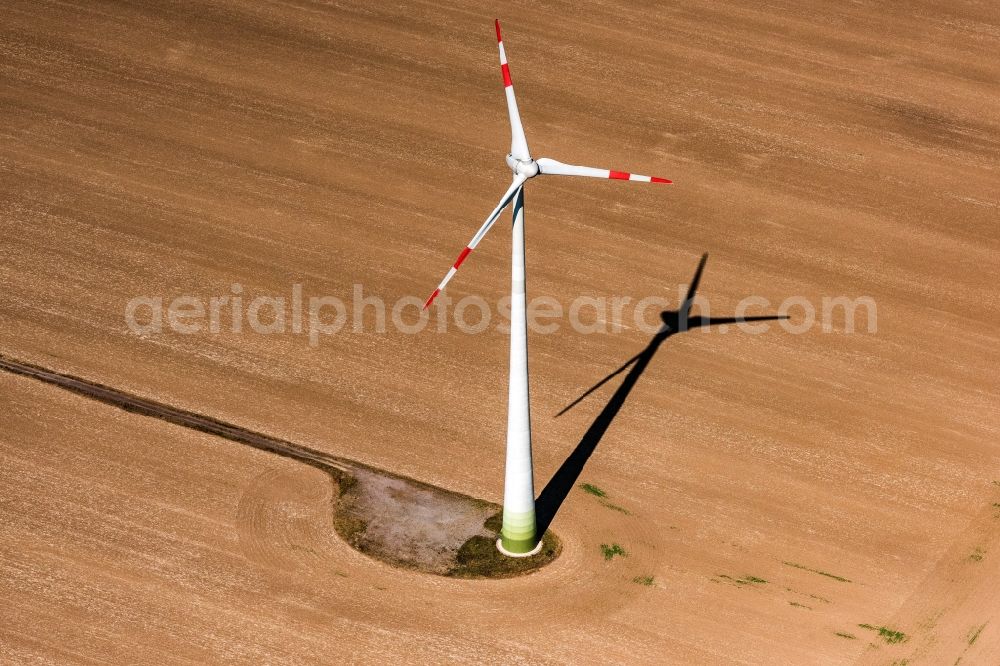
[607,171,672,183]
[495,19,502,42]
[423,289,440,310]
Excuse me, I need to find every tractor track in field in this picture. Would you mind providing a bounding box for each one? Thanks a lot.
[0,353,353,476]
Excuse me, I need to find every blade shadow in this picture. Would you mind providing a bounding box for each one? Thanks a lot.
[534,254,787,536]
[553,351,642,418]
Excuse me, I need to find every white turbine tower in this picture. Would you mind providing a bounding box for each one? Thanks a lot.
[424,20,673,556]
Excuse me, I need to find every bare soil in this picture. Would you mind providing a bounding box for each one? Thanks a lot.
[1,1,999,664]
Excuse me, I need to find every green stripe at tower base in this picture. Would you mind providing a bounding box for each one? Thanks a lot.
[500,509,537,555]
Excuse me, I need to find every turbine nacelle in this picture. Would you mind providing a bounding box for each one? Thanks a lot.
[506,154,539,178]
[422,21,673,312]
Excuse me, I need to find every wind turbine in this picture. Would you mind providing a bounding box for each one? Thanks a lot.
[423,20,673,557]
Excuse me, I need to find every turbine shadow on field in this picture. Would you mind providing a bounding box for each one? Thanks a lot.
[534,254,787,536]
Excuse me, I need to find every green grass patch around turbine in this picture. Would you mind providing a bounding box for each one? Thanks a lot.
[449,512,561,578]
[600,543,627,560]
[969,547,985,562]
[835,632,856,640]
[632,575,654,586]
[579,483,607,498]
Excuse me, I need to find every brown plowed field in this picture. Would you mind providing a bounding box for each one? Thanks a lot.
[1,1,998,663]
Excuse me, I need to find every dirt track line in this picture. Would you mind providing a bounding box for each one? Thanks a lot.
[0,354,352,475]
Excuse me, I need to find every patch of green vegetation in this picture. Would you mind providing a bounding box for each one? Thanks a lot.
[835,632,856,640]
[967,623,986,646]
[789,601,811,609]
[483,512,502,533]
[878,627,907,644]
[329,471,370,548]
[858,624,907,644]
[332,512,369,549]
[782,561,851,582]
[891,659,909,666]
[969,547,985,562]
[579,483,607,498]
[718,574,767,585]
[600,543,627,560]
[601,501,630,514]
[632,575,654,586]
[335,472,358,496]
[448,513,562,579]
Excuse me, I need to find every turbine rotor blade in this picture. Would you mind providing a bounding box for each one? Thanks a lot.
[496,19,530,161]
[423,175,529,309]
[536,157,672,184]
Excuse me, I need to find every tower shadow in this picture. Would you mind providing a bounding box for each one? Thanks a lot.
[533,254,787,536]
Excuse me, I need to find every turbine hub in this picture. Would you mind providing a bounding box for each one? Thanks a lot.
[506,154,538,178]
